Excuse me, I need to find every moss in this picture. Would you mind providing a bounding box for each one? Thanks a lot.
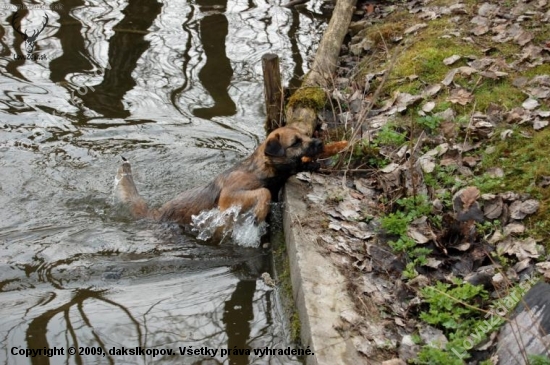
[366,21,406,46]
[272,228,302,345]
[532,22,550,44]
[287,87,326,111]
[473,80,525,111]
[384,19,482,95]
[479,128,550,243]
[524,63,550,79]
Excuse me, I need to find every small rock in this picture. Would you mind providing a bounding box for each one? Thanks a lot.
[419,325,448,349]
[496,282,550,363]
[398,335,420,362]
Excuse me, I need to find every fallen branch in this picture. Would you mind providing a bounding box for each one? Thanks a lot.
[285,0,357,136]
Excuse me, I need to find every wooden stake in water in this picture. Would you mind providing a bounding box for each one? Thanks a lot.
[262,53,283,132]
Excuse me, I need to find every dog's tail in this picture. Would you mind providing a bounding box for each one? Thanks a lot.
[114,157,150,219]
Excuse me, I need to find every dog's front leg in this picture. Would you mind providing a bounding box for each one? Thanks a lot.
[218,188,272,223]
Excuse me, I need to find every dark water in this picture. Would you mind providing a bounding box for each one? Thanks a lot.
[0,0,326,363]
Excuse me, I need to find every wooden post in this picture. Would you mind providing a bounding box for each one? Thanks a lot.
[262,53,283,132]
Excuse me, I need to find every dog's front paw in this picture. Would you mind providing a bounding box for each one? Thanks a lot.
[301,160,320,172]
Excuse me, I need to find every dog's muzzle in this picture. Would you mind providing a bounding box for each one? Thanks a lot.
[308,138,324,156]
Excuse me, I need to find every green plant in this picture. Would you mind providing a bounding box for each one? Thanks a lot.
[420,279,488,336]
[350,139,389,168]
[415,346,464,365]
[381,211,411,236]
[403,262,419,279]
[396,195,432,218]
[416,115,443,133]
[475,220,501,237]
[381,195,434,279]
[529,355,550,365]
[374,123,407,146]
[388,235,416,252]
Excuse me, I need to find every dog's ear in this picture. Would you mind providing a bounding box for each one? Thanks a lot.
[264,134,285,157]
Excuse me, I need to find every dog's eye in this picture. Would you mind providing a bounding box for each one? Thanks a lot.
[292,138,302,147]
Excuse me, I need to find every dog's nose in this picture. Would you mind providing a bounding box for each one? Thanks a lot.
[313,139,323,149]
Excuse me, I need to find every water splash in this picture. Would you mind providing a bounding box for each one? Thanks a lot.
[191,206,268,248]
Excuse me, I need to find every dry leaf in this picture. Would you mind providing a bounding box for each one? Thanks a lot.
[393,92,422,113]
[381,163,400,173]
[422,102,435,113]
[422,84,442,97]
[522,98,539,110]
[461,186,481,210]
[507,199,539,220]
[424,257,443,268]
[405,23,428,34]
[513,258,532,273]
[478,3,499,17]
[534,120,549,130]
[455,242,471,251]
[497,237,539,260]
[469,58,494,70]
[457,66,479,76]
[536,262,550,279]
[462,156,477,167]
[408,227,430,244]
[520,199,540,215]
[419,156,436,173]
[483,195,503,219]
[515,30,533,46]
[442,68,458,86]
[500,129,514,140]
[449,89,473,105]
[504,223,525,235]
[509,200,527,220]
[526,87,550,99]
[487,167,504,179]
[443,55,461,65]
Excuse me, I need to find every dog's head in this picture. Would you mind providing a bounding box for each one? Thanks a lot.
[262,126,323,172]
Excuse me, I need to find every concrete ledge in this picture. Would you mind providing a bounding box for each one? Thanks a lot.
[283,177,363,365]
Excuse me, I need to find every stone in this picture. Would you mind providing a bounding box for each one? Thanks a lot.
[496,282,550,364]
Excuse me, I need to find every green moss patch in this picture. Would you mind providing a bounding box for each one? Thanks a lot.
[480,128,550,241]
[287,87,326,111]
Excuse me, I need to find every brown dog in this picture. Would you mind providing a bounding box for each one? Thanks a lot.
[114,125,323,225]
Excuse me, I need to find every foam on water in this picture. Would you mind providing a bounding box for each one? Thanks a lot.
[191,206,268,248]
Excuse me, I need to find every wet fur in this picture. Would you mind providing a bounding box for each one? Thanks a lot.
[115,126,323,225]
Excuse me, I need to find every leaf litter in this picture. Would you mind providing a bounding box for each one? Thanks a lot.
[307,0,550,362]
